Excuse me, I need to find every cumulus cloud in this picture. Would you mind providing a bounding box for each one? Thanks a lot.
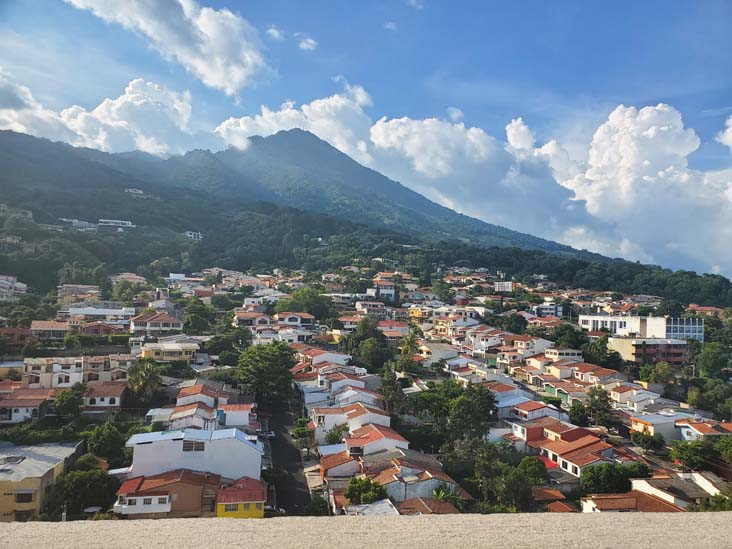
[446,107,463,122]
[717,115,732,151]
[215,82,373,164]
[298,37,318,51]
[65,0,267,95]
[266,25,284,41]
[383,21,398,31]
[0,73,221,155]
[505,117,535,151]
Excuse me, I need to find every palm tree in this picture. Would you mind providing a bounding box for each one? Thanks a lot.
[128,360,161,402]
[432,483,463,509]
[401,331,419,359]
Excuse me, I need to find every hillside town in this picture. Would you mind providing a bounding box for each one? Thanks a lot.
[2,260,732,522]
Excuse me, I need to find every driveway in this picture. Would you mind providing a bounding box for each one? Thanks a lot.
[268,400,311,515]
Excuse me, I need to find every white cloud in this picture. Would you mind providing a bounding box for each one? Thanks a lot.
[446,107,463,122]
[266,25,284,41]
[298,37,318,51]
[215,82,373,164]
[717,115,732,151]
[65,0,267,96]
[505,117,535,151]
[0,72,221,155]
[383,21,398,31]
[406,0,424,10]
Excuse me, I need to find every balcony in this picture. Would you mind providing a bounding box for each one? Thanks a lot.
[113,500,171,515]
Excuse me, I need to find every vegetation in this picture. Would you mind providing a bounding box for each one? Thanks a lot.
[344,477,388,505]
[127,360,162,402]
[237,341,295,403]
[580,462,651,494]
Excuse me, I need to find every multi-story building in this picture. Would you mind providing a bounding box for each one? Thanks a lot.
[578,314,704,342]
[0,442,80,522]
[129,311,182,336]
[0,275,27,302]
[608,337,688,367]
[140,342,199,364]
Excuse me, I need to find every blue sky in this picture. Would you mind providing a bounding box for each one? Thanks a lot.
[2,0,732,274]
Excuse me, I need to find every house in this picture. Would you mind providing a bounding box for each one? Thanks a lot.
[126,429,263,481]
[113,469,220,518]
[310,403,391,444]
[512,400,561,422]
[23,357,83,389]
[232,310,272,329]
[344,498,400,516]
[0,442,81,522]
[83,382,126,415]
[629,472,726,509]
[398,497,459,515]
[320,451,360,479]
[140,342,199,363]
[0,328,30,347]
[333,386,385,409]
[675,419,732,442]
[272,312,315,327]
[29,320,70,341]
[630,412,693,441]
[581,491,683,513]
[344,424,409,457]
[355,301,387,319]
[219,404,258,430]
[216,477,267,518]
[129,311,183,336]
[0,389,55,423]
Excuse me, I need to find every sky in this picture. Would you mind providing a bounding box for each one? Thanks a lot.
[2,0,732,275]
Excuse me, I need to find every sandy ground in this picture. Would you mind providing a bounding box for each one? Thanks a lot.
[2,513,732,549]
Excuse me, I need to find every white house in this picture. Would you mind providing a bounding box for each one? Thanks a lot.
[126,429,263,481]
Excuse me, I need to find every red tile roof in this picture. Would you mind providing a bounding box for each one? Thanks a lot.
[398,497,459,515]
[177,384,220,398]
[320,451,355,471]
[85,381,127,398]
[345,424,408,447]
[217,476,266,504]
[118,469,220,496]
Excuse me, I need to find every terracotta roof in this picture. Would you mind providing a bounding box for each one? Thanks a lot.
[177,384,220,399]
[546,501,579,513]
[30,320,69,331]
[118,469,220,496]
[320,451,355,471]
[514,400,547,412]
[217,476,266,504]
[85,381,127,398]
[345,424,408,447]
[170,402,215,419]
[398,497,459,515]
[219,404,254,412]
[585,490,683,512]
[531,487,566,502]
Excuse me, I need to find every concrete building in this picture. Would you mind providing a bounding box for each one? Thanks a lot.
[579,314,704,341]
[608,337,687,367]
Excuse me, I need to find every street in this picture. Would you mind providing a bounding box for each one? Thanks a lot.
[268,401,311,515]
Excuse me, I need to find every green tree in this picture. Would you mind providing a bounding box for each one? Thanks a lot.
[580,462,650,494]
[127,360,161,401]
[400,331,419,359]
[73,453,102,472]
[582,335,623,371]
[568,401,589,427]
[516,456,548,485]
[431,280,453,303]
[380,363,405,415]
[42,469,120,520]
[447,384,496,440]
[714,436,732,464]
[354,337,393,373]
[274,287,336,320]
[504,314,528,335]
[552,324,588,349]
[325,424,348,445]
[303,495,329,516]
[344,477,387,504]
[490,465,535,512]
[237,341,295,402]
[53,382,87,418]
[696,343,730,379]
[586,386,614,427]
[670,440,714,471]
[64,332,81,350]
[87,422,126,466]
[631,431,665,454]
[184,313,210,334]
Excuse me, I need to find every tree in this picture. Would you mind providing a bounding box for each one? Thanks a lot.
[303,495,329,516]
[354,337,393,373]
[553,324,588,350]
[184,313,210,334]
[127,360,161,401]
[53,382,87,418]
[74,452,102,471]
[87,422,126,466]
[696,343,730,379]
[380,363,405,415]
[580,462,650,494]
[432,483,464,509]
[447,384,496,440]
[0,336,9,359]
[657,300,685,318]
[43,469,120,520]
[431,280,453,303]
[237,341,295,402]
[582,335,623,371]
[670,440,714,471]
[274,287,336,320]
[344,477,387,504]
[325,424,348,445]
[516,456,548,485]
[64,332,81,350]
[568,401,589,427]
[504,314,528,335]
[291,425,316,459]
[714,436,732,464]
[400,331,419,360]
[648,361,675,384]
[586,386,614,427]
[631,431,665,454]
[490,465,535,512]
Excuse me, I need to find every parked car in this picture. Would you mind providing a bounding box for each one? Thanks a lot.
[259,431,276,439]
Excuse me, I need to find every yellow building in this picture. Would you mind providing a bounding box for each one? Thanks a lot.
[0,442,80,522]
[216,477,266,519]
[140,342,198,363]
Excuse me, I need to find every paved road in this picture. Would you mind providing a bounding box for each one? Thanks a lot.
[269,402,311,515]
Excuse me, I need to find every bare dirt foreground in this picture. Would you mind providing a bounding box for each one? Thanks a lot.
[2,513,731,549]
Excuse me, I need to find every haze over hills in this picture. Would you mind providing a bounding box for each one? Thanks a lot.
[0,129,601,259]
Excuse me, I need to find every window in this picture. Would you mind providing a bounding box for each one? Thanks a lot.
[118,496,124,504]
[255,503,262,510]
[243,503,251,511]
[157,497,167,505]
[15,493,34,504]
[89,398,96,405]
[143,498,152,505]
[224,503,239,512]
[127,499,136,506]
[99,397,105,403]
[182,441,205,452]
[109,398,116,405]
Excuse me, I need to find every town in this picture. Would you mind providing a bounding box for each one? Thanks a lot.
[2,260,732,522]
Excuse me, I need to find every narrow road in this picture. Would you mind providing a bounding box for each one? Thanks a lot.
[269,401,311,515]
